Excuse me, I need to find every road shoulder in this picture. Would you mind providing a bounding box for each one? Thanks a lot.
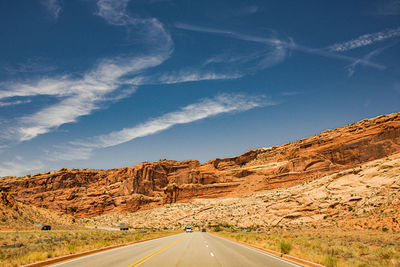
[209,232,324,267]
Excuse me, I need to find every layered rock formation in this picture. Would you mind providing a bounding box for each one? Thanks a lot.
[88,153,400,232]
[0,112,399,218]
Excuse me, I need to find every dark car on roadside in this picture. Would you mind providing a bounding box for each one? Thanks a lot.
[41,225,51,231]
[120,227,129,231]
[202,228,206,232]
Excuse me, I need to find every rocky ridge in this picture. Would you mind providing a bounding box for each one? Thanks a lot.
[87,153,400,232]
[0,112,399,218]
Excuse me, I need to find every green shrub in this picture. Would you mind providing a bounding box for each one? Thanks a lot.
[67,242,76,253]
[378,248,394,260]
[323,254,337,267]
[134,234,143,241]
[280,240,293,254]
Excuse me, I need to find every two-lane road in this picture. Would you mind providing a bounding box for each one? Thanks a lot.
[51,232,300,267]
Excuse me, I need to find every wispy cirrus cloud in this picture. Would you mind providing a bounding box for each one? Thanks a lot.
[175,23,291,72]
[156,71,242,84]
[122,70,243,88]
[48,146,93,161]
[0,0,173,145]
[2,57,57,75]
[175,23,386,72]
[232,5,259,16]
[0,157,45,177]
[123,71,242,86]
[75,93,269,149]
[328,26,400,52]
[345,43,396,77]
[96,0,173,51]
[293,43,386,70]
[0,99,32,107]
[51,94,270,160]
[96,0,131,26]
[41,0,63,19]
[175,23,287,46]
[1,55,166,143]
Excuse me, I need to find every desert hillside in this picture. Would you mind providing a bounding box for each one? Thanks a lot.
[0,192,75,230]
[85,153,400,232]
[0,112,399,218]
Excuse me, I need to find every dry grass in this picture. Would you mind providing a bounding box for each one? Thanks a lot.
[214,227,400,267]
[0,229,177,267]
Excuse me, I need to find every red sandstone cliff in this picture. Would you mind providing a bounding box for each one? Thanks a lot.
[0,112,399,218]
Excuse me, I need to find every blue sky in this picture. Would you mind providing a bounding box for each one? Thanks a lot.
[0,0,399,176]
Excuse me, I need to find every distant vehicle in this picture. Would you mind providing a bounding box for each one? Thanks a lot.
[201,228,206,232]
[41,225,51,231]
[185,225,193,233]
[120,223,129,231]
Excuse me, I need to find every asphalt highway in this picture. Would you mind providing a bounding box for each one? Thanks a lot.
[50,232,300,267]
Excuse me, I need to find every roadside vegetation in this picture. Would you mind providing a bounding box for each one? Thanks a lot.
[0,229,177,267]
[212,226,400,267]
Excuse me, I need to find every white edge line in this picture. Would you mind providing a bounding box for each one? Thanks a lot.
[209,233,301,267]
[49,233,185,266]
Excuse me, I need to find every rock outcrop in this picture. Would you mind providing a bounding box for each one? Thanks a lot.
[0,112,399,218]
[87,153,400,232]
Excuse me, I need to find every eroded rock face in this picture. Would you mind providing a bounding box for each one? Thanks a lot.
[87,153,400,232]
[0,112,399,218]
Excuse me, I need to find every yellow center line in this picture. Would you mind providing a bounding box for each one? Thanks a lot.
[128,235,188,267]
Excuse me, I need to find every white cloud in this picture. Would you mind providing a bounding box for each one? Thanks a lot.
[96,0,130,26]
[122,71,242,87]
[231,5,259,16]
[2,57,57,75]
[0,157,44,177]
[57,94,270,159]
[48,146,93,161]
[96,0,173,52]
[41,0,63,19]
[5,55,166,142]
[175,23,290,73]
[0,0,174,144]
[328,26,400,52]
[175,23,386,72]
[204,53,252,65]
[345,44,393,77]
[157,71,242,84]
[0,99,31,107]
[292,43,386,70]
[175,23,287,47]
